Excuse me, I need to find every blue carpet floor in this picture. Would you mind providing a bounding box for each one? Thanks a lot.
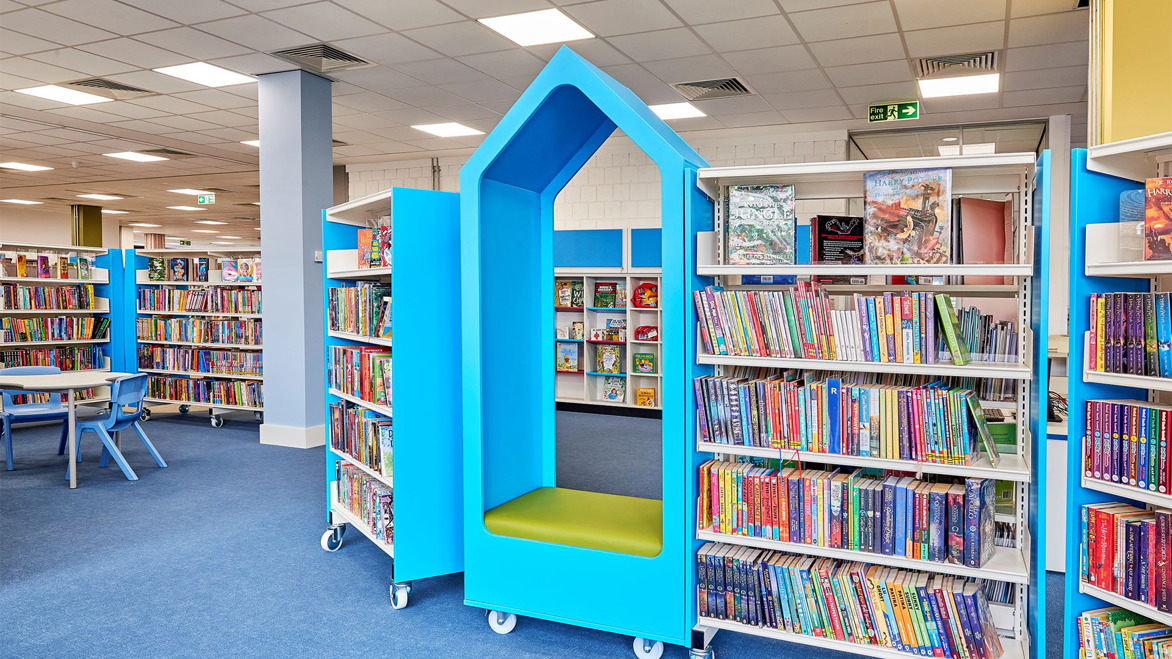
[1,410,1064,658]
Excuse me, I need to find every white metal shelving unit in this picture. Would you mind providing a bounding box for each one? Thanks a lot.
[690,153,1042,659]
[133,248,263,427]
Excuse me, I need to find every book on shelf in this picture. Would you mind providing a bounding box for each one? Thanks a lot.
[36,254,50,279]
[810,215,865,284]
[594,281,617,308]
[136,317,262,345]
[696,542,1005,658]
[694,373,993,467]
[0,316,110,342]
[328,282,392,339]
[0,345,104,370]
[1082,399,1172,492]
[169,258,188,282]
[1088,292,1172,378]
[636,387,656,407]
[194,258,208,282]
[236,258,254,282]
[1,283,97,311]
[726,184,796,266]
[571,321,584,340]
[328,345,393,407]
[329,399,392,476]
[148,257,165,282]
[555,326,568,339]
[632,282,658,308]
[1076,608,1172,659]
[1080,503,1172,613]
[556,341,580,372]
[138,288,261,314]
[136,345,263,376]
[1146,178,1172,261]
[935,294,972,366]
[146,374,263,407]
[699,461,997,568]
[556,280,575,307]
[336,463,393,545]
[601,376,625,402]
[220,259,238,282]
[864,168,952,265]
[595,344,622,374]
[633,352,656,374]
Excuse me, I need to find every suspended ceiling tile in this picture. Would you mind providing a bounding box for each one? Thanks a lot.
[105,70,206,95]
[431,101,503,121]
[2,8,117,46]
[134,27,253,60]
[116,0,247,24]
[739,69,832,94]
[186,110,259,128]
[332,112,401,130]
[86,101,170,120]
[386,85,465,108]
[171,89,257,110]
[438,78,521,103]
[1007,11,1088,47]
[762,88,843,110]
[891,0,1007,31]
[722,45,816,75]
[807,33,906,68]
[1002,65,1087,91]
[27,48,139,78]
[527,39,629,66]
[778,0,875,11]
[694,15,800,52]
[607,28,712,62]
[43,106,128,124]
[903,21,1007,58]
[195,14,314,52]
[0,28,64,55]
[781,105,853,122]
[126,93,216,115]
[661,0,779,25]
[331,0,463,32]
[716,110,789,128]
[394,58,487,85]
[0,69,41,90]
[262,2,385,42]
[692,94,774,116]
[1011,0,1083,18]
[443,0,553,19]
[836,80,918,105]
[402,21,516,58]
[1001,85,1085,107]
[920,93,1002,113]
[331,33,443,66]
[456,49,548,79]
[146,115,222,132]
[788,2,898,42]
[1003,41,1088,71]
[641,55,736,85]
[41,0,178,35]
[330,67,424,93]
[597,63,678,102]
[331,92,411,113]
[78,38,191,69]
[825,60,913,87]
[562,0,683,37]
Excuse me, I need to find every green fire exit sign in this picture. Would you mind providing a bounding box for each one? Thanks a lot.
[197,193,216,205]
[868,101,919,123]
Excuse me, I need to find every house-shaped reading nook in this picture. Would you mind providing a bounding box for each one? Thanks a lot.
[459,47,713,653]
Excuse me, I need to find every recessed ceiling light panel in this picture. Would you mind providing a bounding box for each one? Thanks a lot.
[127,222,161,227]
[101,209,129,214]
[0,199,42,205]
[918,73,999,98]
[0,162,53,172]
[649,103,706,120]
[16,84,112,105]
[154,62,255,87]
[411,122,484,137]
[167,188,213,195]
[105,152,169,162]
[241,140,260,147]
[194,220,227,225]
[77,193,123,201]
[479,8,594,47]
[167,206,204,211]
[192,229,218,234]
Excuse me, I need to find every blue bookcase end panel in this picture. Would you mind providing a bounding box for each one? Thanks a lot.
[553,229,622,268]
[631,228,662,268]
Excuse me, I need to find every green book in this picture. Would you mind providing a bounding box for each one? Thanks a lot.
[934,294,971,365]
[965,391,998,467]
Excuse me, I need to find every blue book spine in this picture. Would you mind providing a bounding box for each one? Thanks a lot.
[859,390,870,457]
[960,592,987,659]
[1122,403,1132,485]
[827,378,842,454]
[856,295,872,362]
[882,478,896,555]
[1158,293,1172,377]
[878,580,904,652]
[964,479,981,567]
[867,297,881,361]
[917,585,943,657]
[930,486,946,562]
[1141,406,1151,489]
[895,481,907,557]
[952,591,978,657]
[788,477,801,542]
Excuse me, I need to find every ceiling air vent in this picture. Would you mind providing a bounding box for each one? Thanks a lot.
[139,148,198,159]
[915,51,998,79]
[269,44,375,74]
[61,78,154,101]
[670,77,753,102]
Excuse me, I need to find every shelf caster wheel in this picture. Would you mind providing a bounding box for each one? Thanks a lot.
[690,650,714,659]
[320,525,344,552]
[487,610,517,635]
[178,405,190,414]
[210,415,224,428]
[633,638,664,659]
[140,408,152,422]
[389,582,411,610]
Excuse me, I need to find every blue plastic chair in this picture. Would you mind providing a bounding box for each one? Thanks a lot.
[0,366,70,471]
[66,374,166,482]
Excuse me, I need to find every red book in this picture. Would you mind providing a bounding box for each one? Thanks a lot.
[818,565,846,640]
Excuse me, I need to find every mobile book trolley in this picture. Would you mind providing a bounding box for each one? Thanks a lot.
[459,47,711,659]
[689,152,1051,659]
[319,187,463,608]
[129,248,263,427]
[1063,132,1172,654]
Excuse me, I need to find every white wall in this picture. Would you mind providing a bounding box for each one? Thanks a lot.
[0,205,122,248]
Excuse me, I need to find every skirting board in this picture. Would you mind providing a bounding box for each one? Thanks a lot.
[260,423,325,449]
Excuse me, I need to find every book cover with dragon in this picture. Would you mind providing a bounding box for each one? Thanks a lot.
[864,168,952,264]
[726,184,796,265]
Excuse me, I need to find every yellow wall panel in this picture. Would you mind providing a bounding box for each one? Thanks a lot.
[1100,0,1172,143]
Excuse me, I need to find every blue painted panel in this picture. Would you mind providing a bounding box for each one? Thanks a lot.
[553,229,622,268]
[1027,152,1051,659]
[631,228,662,268]
[93,249,126,373]
[1063,149,1149,659]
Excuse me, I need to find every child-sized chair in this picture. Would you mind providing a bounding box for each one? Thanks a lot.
[0,365,70,471]
[67,374,166,482]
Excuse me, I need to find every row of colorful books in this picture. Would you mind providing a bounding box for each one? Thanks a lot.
[147,256,260,283]
[136,346,262,376]
[135,317,262,346]
[1080,503,1172,611]
[695,373,997,467]
[327,345,392,407]
[952,307,1018,366]
[1087,292,1172,379]
[0,251,97,280]
[356,226,391,269]
[0,316,110,343]
[0,345,105,370]
[327,282,391,339]
[137,288,261,314]
[328,400,392,477]
[146,375,263,408]
[1082,399,1172,493]
[336,463,393,545]
[1076,608,1172,659]
[0,283,98,311]
[700,461,997,568]
[697,543,1005,659]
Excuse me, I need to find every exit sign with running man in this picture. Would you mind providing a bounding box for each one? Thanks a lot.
[868,101,919,123]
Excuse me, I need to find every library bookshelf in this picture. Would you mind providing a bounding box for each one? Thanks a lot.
[320,187,462,610]
[130,248,263,427]
[1064,133,1172,659]
[689,152,1050,659]
[0,241,121,406]
[553,271,663,410]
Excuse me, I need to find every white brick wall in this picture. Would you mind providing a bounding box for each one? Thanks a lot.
[345,129,850,229]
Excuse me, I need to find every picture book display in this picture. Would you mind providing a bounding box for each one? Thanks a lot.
[601,375,625,402]
[864,168,952,265]
[556,341,580,372]
[169,258,188,282]
[148,257,166,282]
[0,283,97,311]
[328,282,392,338]
[634,325,658,342]
[636,387,656,407]
[146,374,263,408]
[700,463,998,568]
[1088,292,1172,378]
[1079,503,1172,613]
[595,344,622,374]
[328,345,393,406]
[811,215,865,265]
[136,317,262,346]
[0,316,110,343]
[1082,399,1172,493]
[593,281,617,308]
[632,282,658,308]
[236,258,254,282]
[570,321,584,340]
[356,226,393,269]
[1146,177,1172,261]
[329,399,393,477]
[336,463,393,545]
[137,345,263,376]
[555,280,576,307]
[194,258,209,282]
[1075,609,1171,659]
[726,184,797,265]
[633,352,656,374]
[220,259,238,282]
[697,543,1005,658]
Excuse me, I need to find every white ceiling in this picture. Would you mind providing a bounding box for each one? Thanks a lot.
[0,0,1090,241]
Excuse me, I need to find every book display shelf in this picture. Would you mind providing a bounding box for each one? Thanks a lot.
[1064,133,1172,655]
[131,248,263,427]
[689,152,1051,659]
[319,187,463,610]
[0,241,123,405]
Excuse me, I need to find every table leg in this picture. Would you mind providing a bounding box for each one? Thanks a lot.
[68,388,76,489]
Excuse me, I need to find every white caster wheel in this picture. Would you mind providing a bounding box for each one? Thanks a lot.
[487,610,517,635]
[210,415,224,428]
[178,405,190,414]
[140,408,152,421]
[320,527,344,552]
[634,638,664,659]
[690,650,714,659]
[390,582,410,609]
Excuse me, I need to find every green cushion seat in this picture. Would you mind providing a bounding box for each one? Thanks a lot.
[483,487,662,557]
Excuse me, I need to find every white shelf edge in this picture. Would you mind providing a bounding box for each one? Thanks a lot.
[1086,131,1172,182]
[327,329,392,348]
[327,267,393,280]
[1081,475,1172,509]
[1084,261,1172,278]
[143,397,263,412]
[137,277,262,287]
[1083,368,1172,393]
[136,309,261,318]
[697,263,1033,277]
[329,498,394,558]
[328,388,392,418]
[330,447,392,488]
[139,368,262,381]
[697,530,1028,584]
[0,275,109,285]
[1079,582,1172,627]
[697,352,1031,380]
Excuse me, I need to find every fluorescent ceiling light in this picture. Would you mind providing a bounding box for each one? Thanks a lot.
[210,241,235,245]
[167,188,212,195]
[0,162,53,172]
[240,140,260,147]
[167,206,204,211]
[127,222,161,227]
[101,209,128,214]
[218,235,241,239]
[411,122,484,137]
[942,137,958,142]
[105,152,168,162]
[937,142,997,157]
[479,8,593,47]
[16,84,112,105]
[192,229,218,233]
[250,202,260,206]
[77,193,123,201]
[937,145,960,156]
[648,103,706,120]
[0,199,42,205]
[194,220,227,225]
[154,62,254,88]
[917,73,999,98]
